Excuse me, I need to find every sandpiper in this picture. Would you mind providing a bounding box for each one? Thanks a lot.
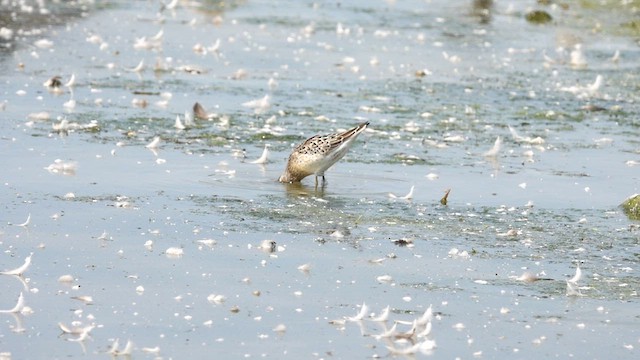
[278,122,369,185]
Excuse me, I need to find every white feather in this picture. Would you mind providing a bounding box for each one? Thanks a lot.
[146,136,161,149]
[107,339,120,354]
[174,115,185,130]
[417,305,433,326]
[0,292,25,313]
[1,253,33,275]
[483,136,502,157]
[242,95,270,114]
[568,264,582,284]
[119,340,134,355]
[347,302,368,321]
[64,73,76,87]
[389,185,414,200]
[370,305,390,322]
[373,322,397,340]
[16,214,31,227]
[249,145,270,164]
[128,59,145,73]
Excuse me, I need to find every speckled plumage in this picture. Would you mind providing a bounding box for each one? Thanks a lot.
[278,122,369,184]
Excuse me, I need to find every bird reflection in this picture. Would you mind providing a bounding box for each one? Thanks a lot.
[282,181,326,198]
[471,0,493,24]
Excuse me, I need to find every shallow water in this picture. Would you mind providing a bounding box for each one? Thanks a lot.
[1,0,639,359]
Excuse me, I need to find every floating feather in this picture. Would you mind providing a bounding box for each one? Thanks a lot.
[0,292,25,313]
[1,253,32,275]
[249,145,270,164]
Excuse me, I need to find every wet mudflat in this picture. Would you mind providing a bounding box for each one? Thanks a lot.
[1,0,639,359]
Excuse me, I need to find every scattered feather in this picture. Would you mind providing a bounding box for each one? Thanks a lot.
[64,73,76,87]
[422,138,448,148]
[133,29,163,50]
[369,257,386,264]
[63,98,76,110]
[231,68,248,79]
[508,126,545,144]
[165,247,184,258]
[1,253,33,275]
[370,306,390,322]
[107,339,120,355]
[174,115,185,130]
[197,239,217,248]
[15,214,31,227]
[568,264,582,284]
[249,145,270,164]
[513,272,539,282]
[242,94,270,114]
[610,50,620,63]
[389,185,414,200]
[34,39,54,49]
[59,322,80,335]
[71,295,93,304]
[141,346,161,354]
[119,340,134,356]
[146,136,161,149]
[0,292,25,313]
[27,111,50,120]
[207,294,226,305]
[570,44,587,69]
[58,274,74,283]
[127,59,145,73]
[373,322,398,339]
[52,118,98,132]
[65,324,95,342]
[347,302,369,321]
[483,136,502,157]
[268,77,278,90]
[497,229,519,237]
[560,74,602,98]
[45,159,77,175]
[448,248,470,259]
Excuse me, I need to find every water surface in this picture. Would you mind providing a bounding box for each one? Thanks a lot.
[1,0,639,358]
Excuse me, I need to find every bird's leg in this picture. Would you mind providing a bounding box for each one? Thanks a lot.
[314,176,319,189]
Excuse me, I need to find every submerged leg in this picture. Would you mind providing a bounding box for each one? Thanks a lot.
[314,176,319,188]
